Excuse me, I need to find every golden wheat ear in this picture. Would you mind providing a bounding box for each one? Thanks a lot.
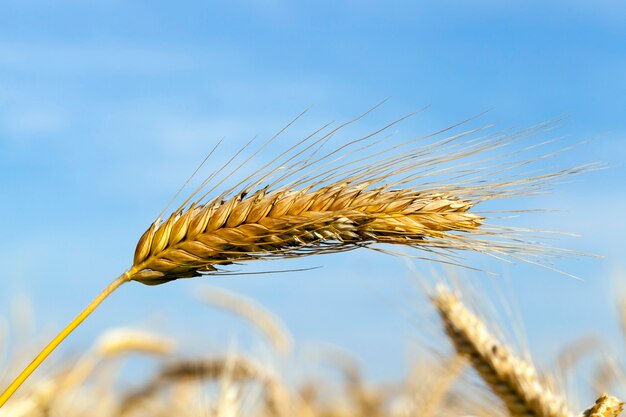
[0,110,592,407]
[432,285,573,417]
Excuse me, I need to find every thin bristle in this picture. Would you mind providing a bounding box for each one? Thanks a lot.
[432,285,573,417]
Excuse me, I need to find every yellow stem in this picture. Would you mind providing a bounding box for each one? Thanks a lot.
[0,272,131,408]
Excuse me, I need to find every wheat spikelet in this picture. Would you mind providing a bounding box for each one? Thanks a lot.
[432,285,573,417]
[582,394,624,417]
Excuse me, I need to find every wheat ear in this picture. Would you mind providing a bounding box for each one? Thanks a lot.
[432,285,573,417]
[197,286,293,355]
[582,394,624,417]
[119,355,287,416]
[418,354,467,417]
[0,111,587,407]
[129,185,484,285]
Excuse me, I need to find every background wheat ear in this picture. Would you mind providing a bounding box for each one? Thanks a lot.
[118,355,289,417]
[582,394,624,417]
[432,284,573,417]
[197,286,293,355]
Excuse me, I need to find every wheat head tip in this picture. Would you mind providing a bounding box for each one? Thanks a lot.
[582,394,624,417]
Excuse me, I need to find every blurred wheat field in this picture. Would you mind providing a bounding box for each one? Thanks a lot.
[0,110,621,416]
[2,279,626,417]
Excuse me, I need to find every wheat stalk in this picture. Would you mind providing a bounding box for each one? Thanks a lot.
[0,109,588,407]
[55,328,175,397]
[432,285,573,417]
[582,394,624,417]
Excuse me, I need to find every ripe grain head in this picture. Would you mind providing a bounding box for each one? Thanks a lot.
[432,285,573,417]
[128,111,593,285]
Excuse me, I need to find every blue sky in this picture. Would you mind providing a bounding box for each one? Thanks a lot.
[1,0,626,393]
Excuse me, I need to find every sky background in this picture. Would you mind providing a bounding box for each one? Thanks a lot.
[1,0,626,401]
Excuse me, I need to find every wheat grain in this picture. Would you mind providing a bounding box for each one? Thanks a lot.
[432,285,573,417]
